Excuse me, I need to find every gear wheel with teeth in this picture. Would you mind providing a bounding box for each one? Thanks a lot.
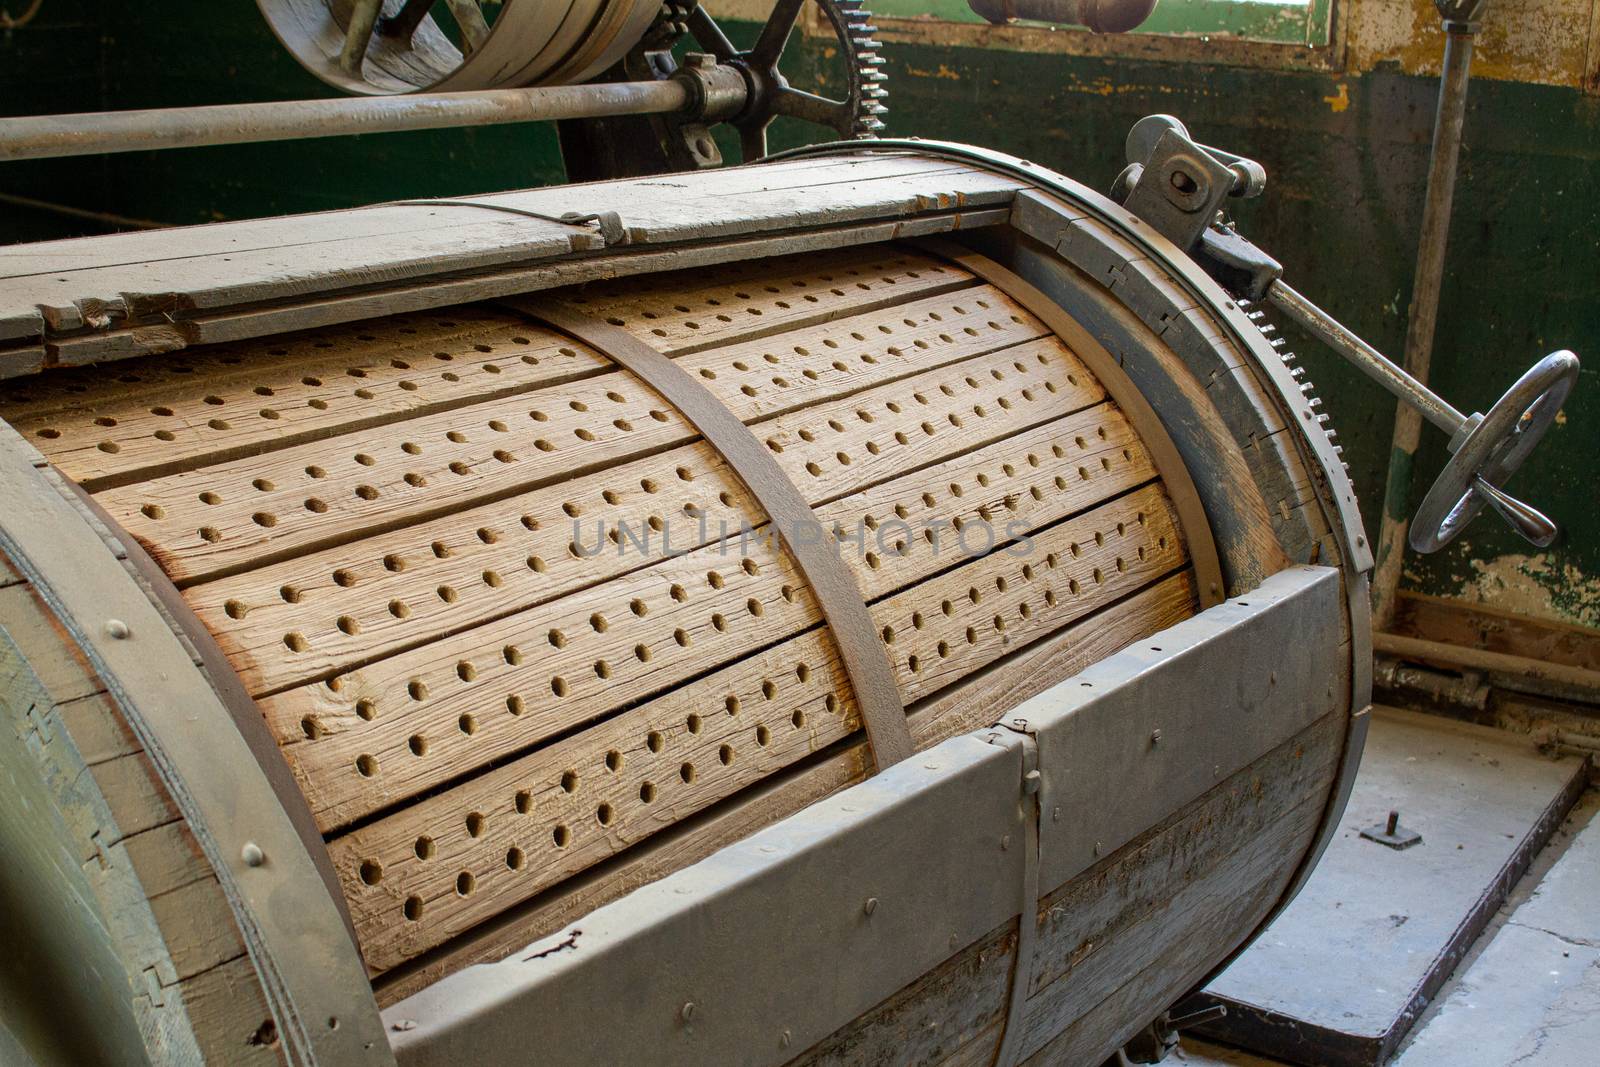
[685,0,888,161]
[1238,298,1352,481]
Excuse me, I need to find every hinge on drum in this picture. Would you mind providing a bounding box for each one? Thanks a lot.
[1109,115,1281,301]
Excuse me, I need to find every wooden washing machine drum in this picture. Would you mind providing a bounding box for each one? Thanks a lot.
[0,218,1361,1065]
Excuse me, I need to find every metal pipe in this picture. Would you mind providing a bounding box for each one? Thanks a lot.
[967,0,1160,34]
[0,79,694,162]
[1371,6,1483,628]
[1268,280,1467,436]
[1375,631,1600,704]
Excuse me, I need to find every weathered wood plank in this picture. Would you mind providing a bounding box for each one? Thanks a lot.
[189,210,1010,349]
[190,345,1112,699]
[0,159,1020,347]
[96,294,1066,586]
[372,572,1197,1001]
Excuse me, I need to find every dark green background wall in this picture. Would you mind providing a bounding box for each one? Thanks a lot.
[4,2,1597,624]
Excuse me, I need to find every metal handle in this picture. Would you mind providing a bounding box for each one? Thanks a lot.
[1473,476,1557,547]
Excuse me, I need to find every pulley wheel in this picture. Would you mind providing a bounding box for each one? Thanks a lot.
[258,0,664,95]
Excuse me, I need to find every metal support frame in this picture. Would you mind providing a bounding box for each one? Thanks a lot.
[0,423,392,1066]
[1371,1,1488,627]
[384,569,1346,1067]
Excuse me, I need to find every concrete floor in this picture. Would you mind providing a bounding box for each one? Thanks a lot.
[1179,771,1600,1066]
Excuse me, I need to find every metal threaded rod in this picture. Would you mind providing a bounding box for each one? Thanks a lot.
[0,80,694,162]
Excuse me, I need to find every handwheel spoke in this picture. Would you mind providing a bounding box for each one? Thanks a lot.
[739,121,771,162]
[752,0,808,67]
[444,0,490,54]
[339,0,385,73]
[685,6,740,62]
[773,86,850,133]
[1474,476,1559,547]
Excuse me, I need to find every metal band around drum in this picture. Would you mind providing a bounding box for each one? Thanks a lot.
[61,475,361,947]
[0,423,393,1066]
[506,296,915,772]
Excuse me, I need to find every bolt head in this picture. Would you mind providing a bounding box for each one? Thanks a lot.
[863,896,878,916]
[104,619,130,640]
[681,1001,695,1022]
[241,842,265,867]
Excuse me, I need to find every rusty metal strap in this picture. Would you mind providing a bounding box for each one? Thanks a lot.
[506,296,914,772]
[988,726,1042,1067]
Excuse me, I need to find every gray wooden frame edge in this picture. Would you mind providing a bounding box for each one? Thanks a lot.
[0,419,394,1067]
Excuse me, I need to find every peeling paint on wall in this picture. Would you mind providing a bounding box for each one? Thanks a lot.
[1347,0,1595,89]
[1412,552,1600,628]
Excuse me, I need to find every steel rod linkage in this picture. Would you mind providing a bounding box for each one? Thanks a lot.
[0,79,697,162]
[1106,112,1580,560]
[1266,282,1576,553]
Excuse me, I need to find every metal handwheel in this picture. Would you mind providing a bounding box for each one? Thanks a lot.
[1410,350,1578,553]
[1097,113,1583,556]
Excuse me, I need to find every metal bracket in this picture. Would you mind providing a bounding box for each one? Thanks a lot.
[1112,115,1266,254]
[1360,810,1424,850]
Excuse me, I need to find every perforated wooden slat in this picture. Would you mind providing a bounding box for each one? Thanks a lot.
[191,398,1147,700]
[554,245,972,355]
[4,247,969,489]
[189,332,1095,696]
[14,311,606,488]
[252,355,1123,829]
[95,287,1044,584]
[332,486,1189,970]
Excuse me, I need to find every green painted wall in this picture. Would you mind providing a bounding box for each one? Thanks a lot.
[2,3,1596,625]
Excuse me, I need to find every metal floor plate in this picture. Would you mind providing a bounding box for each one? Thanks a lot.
[1193,706,1588,1066]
